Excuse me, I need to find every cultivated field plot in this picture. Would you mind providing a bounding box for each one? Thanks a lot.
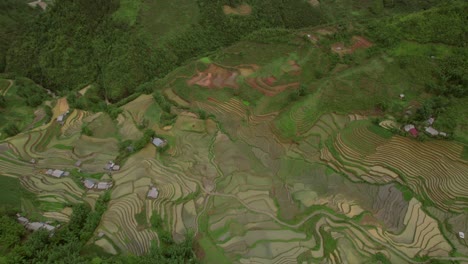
[320,119,468,212]
[1,92,468,263]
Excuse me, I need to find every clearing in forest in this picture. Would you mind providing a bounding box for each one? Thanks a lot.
[223,4,252,16]
[309,0,320,6]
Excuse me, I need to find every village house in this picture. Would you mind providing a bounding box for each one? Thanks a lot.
[45,169,69,178]
[104,161,120,171]
[16,214,56,233]
[97,182,113,190]
[152,137,167,148]
[75,160,82,167]
[426,117,435,125]
[403,124,418,137]
[26,222,55,232]
[56,111,70,125]
[83,178,113,190]
[147,186,159,199]
[30,159,36,164]
[425,127,439,136]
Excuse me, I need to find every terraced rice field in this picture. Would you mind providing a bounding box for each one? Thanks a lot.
[322,120,468,211]
[245,77,299,97]
[1,86,467,263]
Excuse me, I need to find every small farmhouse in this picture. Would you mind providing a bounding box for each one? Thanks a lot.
[147,187,159,199]
[83,178,113,190]
[425,127,439,136]
[16,214,56,232]
[45,169,69,178]
[56,111,69,124]
[104,161,120,171]
[84,179,96,189]
[97,182,113,190]
[426,117,435,125]
[403,124,418,137]
[152,137,167,148]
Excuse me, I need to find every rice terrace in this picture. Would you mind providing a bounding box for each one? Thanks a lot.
[0,0,467,263]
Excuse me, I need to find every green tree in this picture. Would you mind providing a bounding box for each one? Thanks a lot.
[3,123,19,137]
[0,215,25,253]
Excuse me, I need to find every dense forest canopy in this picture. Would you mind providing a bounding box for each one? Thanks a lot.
[5,0,461,102]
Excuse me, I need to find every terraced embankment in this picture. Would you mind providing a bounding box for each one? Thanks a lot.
[319,119,468,211]
[1,87,467,262]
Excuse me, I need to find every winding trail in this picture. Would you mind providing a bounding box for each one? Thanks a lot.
[3,80,13,96]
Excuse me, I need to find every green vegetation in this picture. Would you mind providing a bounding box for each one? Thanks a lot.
[112,0,142,26]
[0,191,109,263]
[134,210,147,227]
[52,144,74,150]
[0,0,467,263]
[0,176,36,211]
[0,1,38,72]
[153,91,177,126]
[70,169,105,181]
[140,0,200,42]
[462,146,468,161]
[320,228,337,256]
[0,78,48,139]
[367,124,393,139]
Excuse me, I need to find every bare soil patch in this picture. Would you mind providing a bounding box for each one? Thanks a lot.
[223,4,252,16]
[28,0,47,10]
[78,85,92,96]
[188,64,239,89]
[237,64,259,77]
[309,0,320,6]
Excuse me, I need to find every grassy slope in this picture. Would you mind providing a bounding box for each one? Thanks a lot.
[112,0,142,26]
[0,175,37,211]
[0,79,9,91]
[0,84,36,139]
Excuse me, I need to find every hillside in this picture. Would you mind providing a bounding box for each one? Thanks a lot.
[0,0,467,263]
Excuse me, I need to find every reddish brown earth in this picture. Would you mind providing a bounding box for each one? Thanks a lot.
[188,64,239,89]
[246,77,299,97]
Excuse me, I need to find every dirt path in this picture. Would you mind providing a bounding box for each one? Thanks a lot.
[3,80,13,96]
[78,85,92,96]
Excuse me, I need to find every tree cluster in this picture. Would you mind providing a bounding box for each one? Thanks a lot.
[3,0,325,103]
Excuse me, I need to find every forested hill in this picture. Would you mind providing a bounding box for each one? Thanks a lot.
[4,0,322,101]
[2,0,463,102]
[0,0,39,72]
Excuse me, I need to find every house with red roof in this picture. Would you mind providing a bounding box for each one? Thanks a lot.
[404,124,419,137]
